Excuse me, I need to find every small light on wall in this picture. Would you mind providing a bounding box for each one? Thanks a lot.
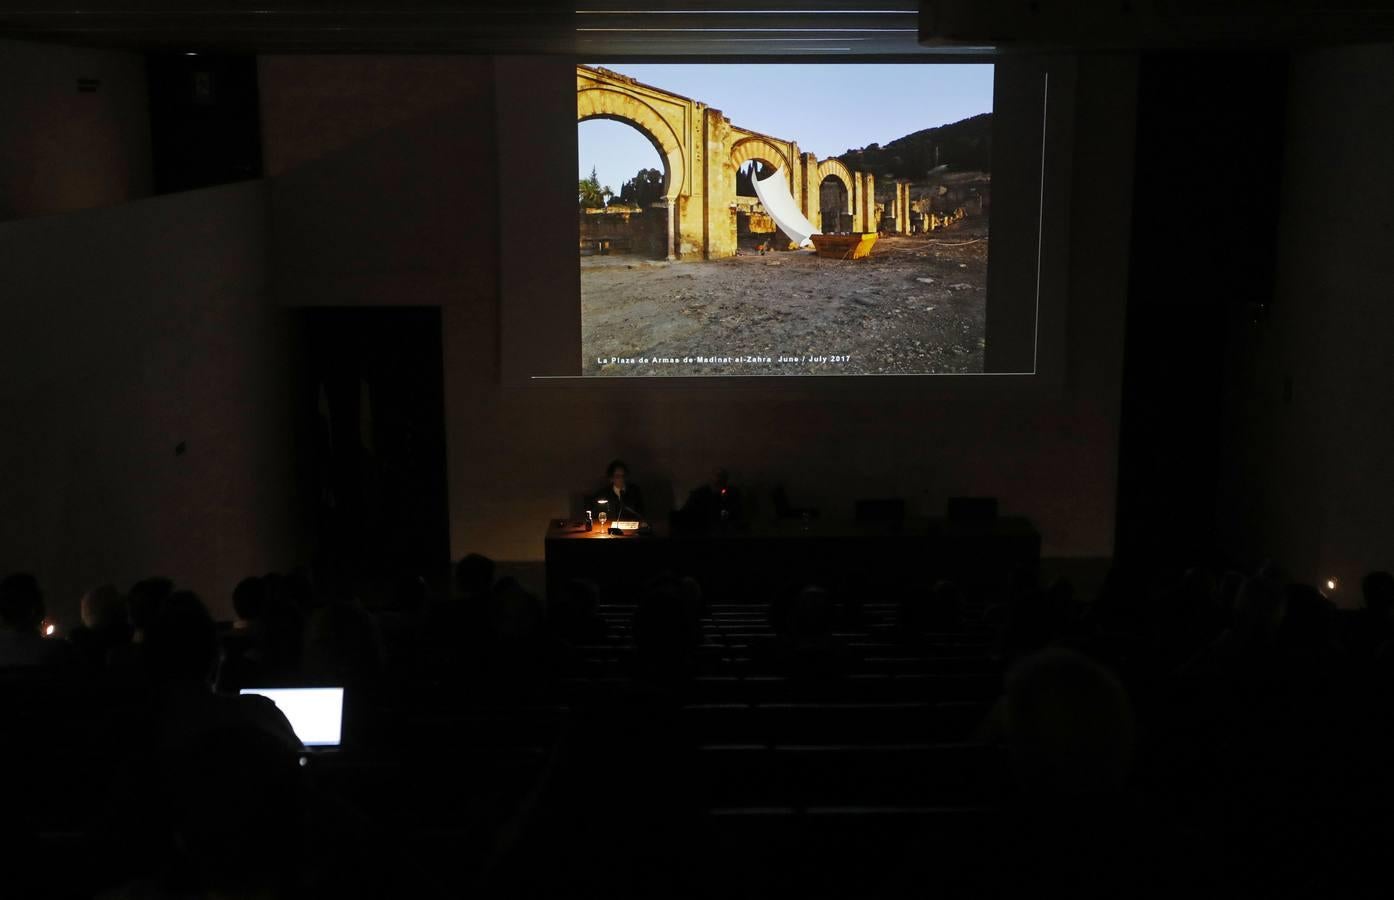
[43,623,56,637]
[185,51,199,56]
[1326,578,1338,592]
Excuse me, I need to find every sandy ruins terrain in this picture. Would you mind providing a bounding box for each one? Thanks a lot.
[581,218,988,376]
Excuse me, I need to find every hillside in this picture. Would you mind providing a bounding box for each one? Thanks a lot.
[835,112,992,182]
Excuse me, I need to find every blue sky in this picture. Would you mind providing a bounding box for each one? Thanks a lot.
[579,63,994,194]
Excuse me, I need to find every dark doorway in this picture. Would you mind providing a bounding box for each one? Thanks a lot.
[294,308,450,582]
[146,52,263,194]
[820,176,851,233]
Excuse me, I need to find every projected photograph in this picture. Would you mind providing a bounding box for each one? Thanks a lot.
[578,63,994,376]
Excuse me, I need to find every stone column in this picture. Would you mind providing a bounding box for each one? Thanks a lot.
[799,152,820,231]
[665,198,676,260]
[865,174,876,233]
[851,173,863,232]
[854,172,876,233]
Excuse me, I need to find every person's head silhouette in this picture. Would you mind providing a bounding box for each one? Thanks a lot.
[1363,571,1394,618]
[607,459,629,492]
[232,576,267,627]
[127,576,175,641]
[0,573,44,634]
[80,584,126,631]
[455,553,496,600]
[143,590,218,686]
[1003,648,1135,797]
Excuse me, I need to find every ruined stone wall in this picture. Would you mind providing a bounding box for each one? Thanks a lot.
[579,208,666,258]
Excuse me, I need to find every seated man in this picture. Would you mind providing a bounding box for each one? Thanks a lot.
[594,458,645,522]
[679,468,744,530]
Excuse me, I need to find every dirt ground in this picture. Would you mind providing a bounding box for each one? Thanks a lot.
[580,217,988,376]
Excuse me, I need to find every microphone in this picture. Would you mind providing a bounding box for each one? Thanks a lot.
[605,489,645,534]
[610,487,643,522]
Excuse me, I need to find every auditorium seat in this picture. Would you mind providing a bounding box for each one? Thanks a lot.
[404,704,566,751]
[681,701,988,746]
[696,743,1004,808]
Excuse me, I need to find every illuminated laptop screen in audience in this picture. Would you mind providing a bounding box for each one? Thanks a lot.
[240,686,345,747]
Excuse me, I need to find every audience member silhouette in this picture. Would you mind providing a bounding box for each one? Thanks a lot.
[231,575,268,631]
[71,583,132,668]
[1341,570,1394,663]
[127,577,175,644]
[92,590,300,892]
[97,722,305,899]
[0,572,61,667]
[999,647,1135,797]
[473,576,555,702]
[15,545,1394,898]
[679,468,744,531]
[989,648,1142,897]
[143,591,298,743]
[226,572,308,689]
[303,582,385,687]
[376,572,432,681]
[455,553,496,604]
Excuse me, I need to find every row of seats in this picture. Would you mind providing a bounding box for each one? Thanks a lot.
[562,644,998,678]
[696,743,1006,808]
[557,674,1001,704]
[393,700,989,752]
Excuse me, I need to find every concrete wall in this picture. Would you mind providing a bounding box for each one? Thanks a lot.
[258,54,497,177]
[0,39,152,220]
[1216,44,1394,598]
[0,182,298,620]
[260,54,1137,568]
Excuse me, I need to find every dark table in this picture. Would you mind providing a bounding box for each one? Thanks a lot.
[544,516,1040,605]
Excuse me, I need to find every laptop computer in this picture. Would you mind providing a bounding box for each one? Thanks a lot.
[239,686,345,749]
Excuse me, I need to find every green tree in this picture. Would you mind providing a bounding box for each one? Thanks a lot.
[578,166,606,208]
[619,167,665,207]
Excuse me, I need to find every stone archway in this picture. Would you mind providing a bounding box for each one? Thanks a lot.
[730,136,792,183]
[814,158,853,231]
[578,85,687,259]
[577,87,685,202]
[816,158,856,215]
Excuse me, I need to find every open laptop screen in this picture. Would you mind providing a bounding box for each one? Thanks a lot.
[239,687,345,748]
